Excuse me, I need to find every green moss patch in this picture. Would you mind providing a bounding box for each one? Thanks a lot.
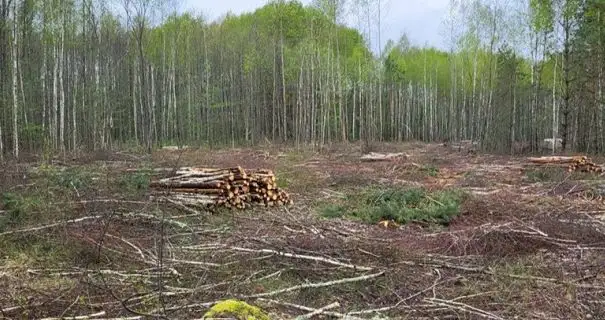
[203,299,270,320]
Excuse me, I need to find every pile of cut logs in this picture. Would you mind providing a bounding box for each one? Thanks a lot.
[150,166,292,209]
[528,156,603,173]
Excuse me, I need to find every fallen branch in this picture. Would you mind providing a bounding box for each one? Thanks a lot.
[424,297,504,320]
[230,246,373,271]
[39,311,106,320]
[121,212,190,230]
[294,302,341,319]
[347,276,461,316]
[245,271,385,298]
[258,299,364,320]
[0,215,102,236]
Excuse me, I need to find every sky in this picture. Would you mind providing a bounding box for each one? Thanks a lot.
[180,0,451,52]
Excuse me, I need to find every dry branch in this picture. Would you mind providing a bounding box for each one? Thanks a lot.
[258,299,365,320]
[39,311,107,320]
[295,302,341,319]
[0,215,102,236]
[424,298,504,320]
[230,246,373,271]
[244,271,385,298]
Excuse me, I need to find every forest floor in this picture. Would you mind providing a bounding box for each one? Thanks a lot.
[1,142,604,319]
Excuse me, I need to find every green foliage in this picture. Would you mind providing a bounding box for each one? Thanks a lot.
[524,167,565,182]
[0,193,41,230]
[203,299,270,320]
[20,124,46,147]
[420,164,440,177]
[319,187,466,225]
[530,0,554,33]
[118,170,152,193]
[35,165,94,191]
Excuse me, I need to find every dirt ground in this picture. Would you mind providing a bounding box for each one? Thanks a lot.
[1,142,604,319]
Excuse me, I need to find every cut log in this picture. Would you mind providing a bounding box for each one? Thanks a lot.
[360,152,407,162]
[527,156,587,164]
[150,166,292,210]
[528,155,602,174]
[150,180,226,189]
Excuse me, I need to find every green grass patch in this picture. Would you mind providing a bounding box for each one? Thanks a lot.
[420,164,440,177]
[525,166,602,183]
[318,187,466,226]
[32,164,96,193]
[524,167,566,182]
[0,233,100,268]
[0,193,43,231]
[118,170,152,193]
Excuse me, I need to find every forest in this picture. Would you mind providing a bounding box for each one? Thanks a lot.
[0,0,604,158]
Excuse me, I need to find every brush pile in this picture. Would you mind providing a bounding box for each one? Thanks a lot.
[150,166,292,209]
[528,156,603,173]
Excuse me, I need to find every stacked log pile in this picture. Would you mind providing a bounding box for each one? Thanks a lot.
[528,156,603,173]
[150,166,292,209]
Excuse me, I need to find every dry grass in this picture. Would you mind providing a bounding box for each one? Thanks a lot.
[0,142,604,319]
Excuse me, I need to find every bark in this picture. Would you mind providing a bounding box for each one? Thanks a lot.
[552,56,558,154]
[59,5,65,153]
[132,59,138,143]
[11,0,18,157]
[72,53,77,150]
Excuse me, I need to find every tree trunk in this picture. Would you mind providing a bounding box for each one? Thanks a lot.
[132,59,138,144]
[73,53,77,150]
[59,6,65,154]
[552,55,558,154]
[11,0,18,158]
[280,30,287,141]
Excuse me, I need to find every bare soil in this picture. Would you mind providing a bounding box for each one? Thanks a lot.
[1,142,604,319]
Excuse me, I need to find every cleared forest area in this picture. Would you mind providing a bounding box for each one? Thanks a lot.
[0,142,604,319]
[0,0,604,157]
[1,0,605,318]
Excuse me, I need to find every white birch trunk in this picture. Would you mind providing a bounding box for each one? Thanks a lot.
[73,55,77,150]
[59,12,65,153]
[281,33,287,141]
[172,50,177,140]
[52,45,58,148]
[19,55,27,129]
[132,59,138,143]
[42,45,47,132]
[423,51,427,141]
[151,64,157,144]
[12,0,19,157]
[94,53,100,149]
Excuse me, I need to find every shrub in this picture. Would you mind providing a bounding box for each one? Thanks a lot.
[118,170,152,192]
[420,164,440,177]
[0,193,41,231]
[34,164,94,191]
[319,187,465,226]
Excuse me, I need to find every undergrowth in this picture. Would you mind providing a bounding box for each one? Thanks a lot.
[525,166,602,182]
[420,164,440,177]
[320,187,466,226]
[0,193,42,231]
[118,170,152,193]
